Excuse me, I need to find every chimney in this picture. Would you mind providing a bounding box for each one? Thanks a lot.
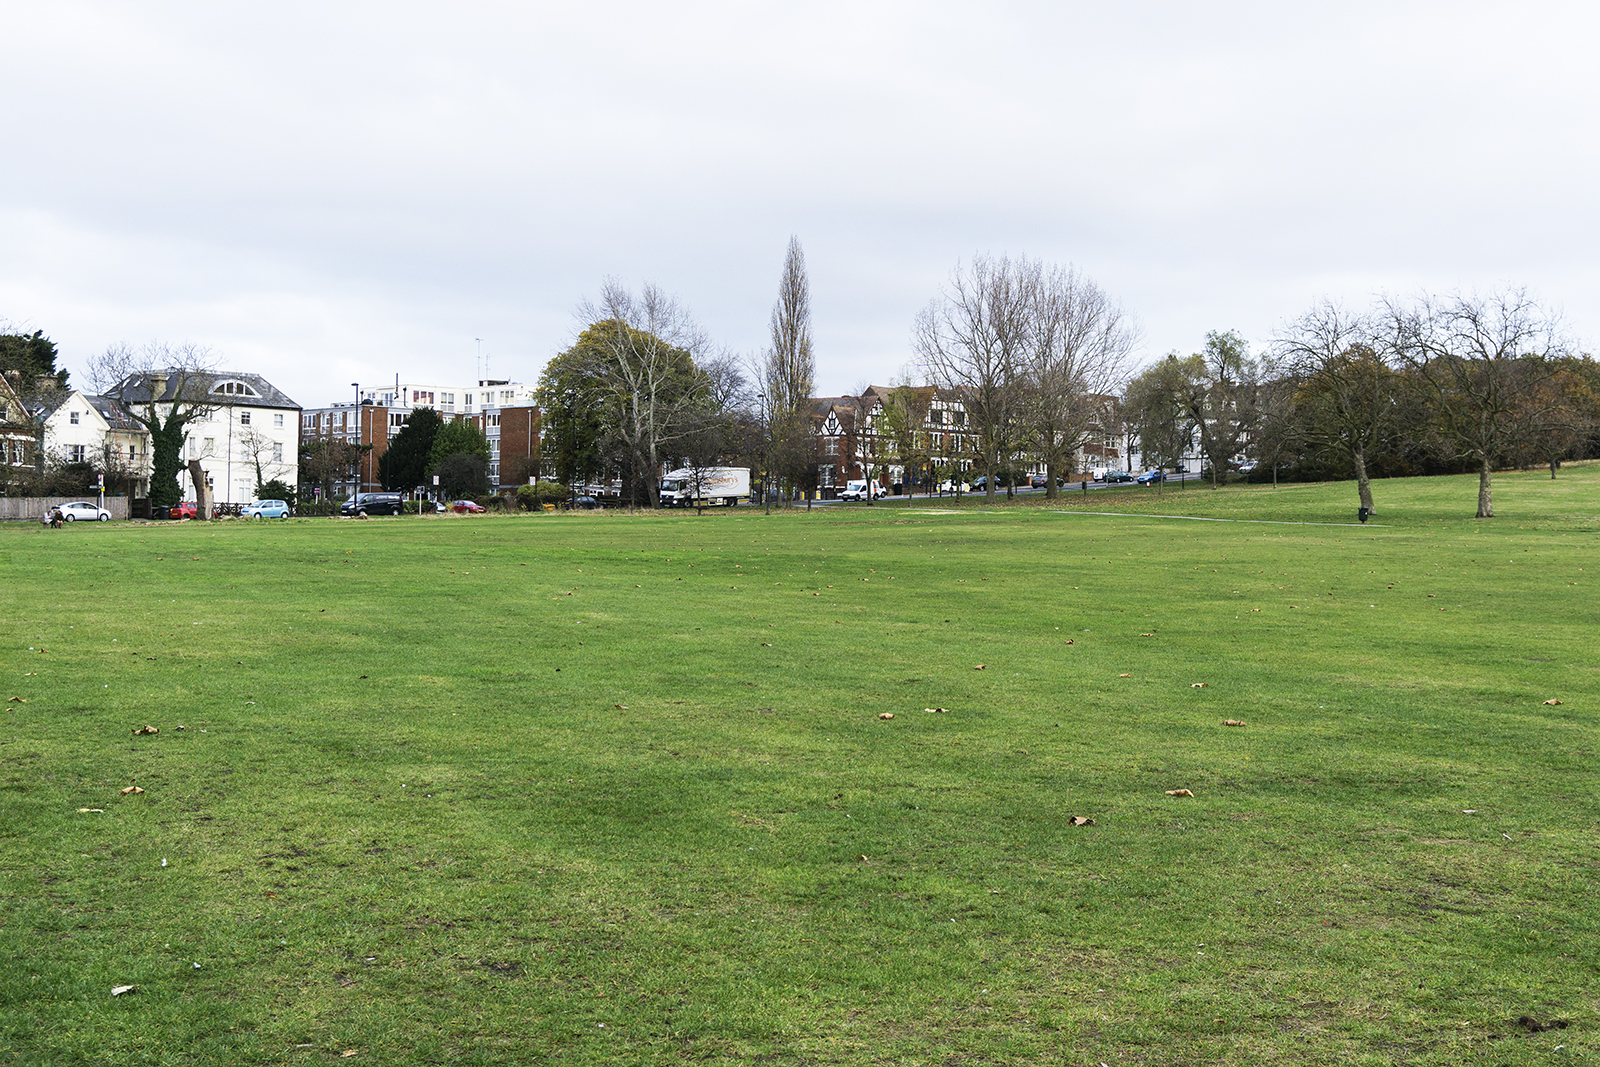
[150,373,168,400]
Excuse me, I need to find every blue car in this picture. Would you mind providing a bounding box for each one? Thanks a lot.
[243,499,291,519]
[1135,470,1167,484]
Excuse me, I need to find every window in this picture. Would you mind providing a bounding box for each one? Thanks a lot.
[487,413,500,427]
[68,444,86,463]
[274,414,284,428]
[212,380,258,397]
[203,437,215,454]
[129,445,137,460]
[239,411,251,426]
[303,414,314,427]
[273,442,283,462]
[500,390,513,403]
[70,411,80,425]
[389,413,404,427]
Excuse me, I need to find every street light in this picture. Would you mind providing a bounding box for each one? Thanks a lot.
[351,383,360,500]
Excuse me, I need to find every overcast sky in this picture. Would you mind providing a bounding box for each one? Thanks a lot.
[5,1,1597,408]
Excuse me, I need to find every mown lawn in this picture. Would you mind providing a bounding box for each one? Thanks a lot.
[3,466,1597,1065]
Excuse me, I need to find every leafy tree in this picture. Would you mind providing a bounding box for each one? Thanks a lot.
[428,417,490,471]
[435,452,489,498]
[1123,354,1195,473]
[0,329,68,390]
[536,335,616,490]
[379,407,442,492]
[258,478,296,508]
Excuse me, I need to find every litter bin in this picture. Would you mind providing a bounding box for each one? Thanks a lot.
[1358,506,1371,523]
[153,506,170,520]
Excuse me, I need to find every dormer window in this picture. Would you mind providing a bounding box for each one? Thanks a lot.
[212,380,259,397]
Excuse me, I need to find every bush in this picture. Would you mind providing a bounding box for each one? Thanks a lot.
[516,481,570,510]
[259,479,297,508]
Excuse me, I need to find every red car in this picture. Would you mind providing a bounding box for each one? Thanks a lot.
[450,500,486,514]
[169,502,198,519]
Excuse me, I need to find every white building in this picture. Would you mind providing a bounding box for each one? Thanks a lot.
[114,370,301,504]
[34,390,151,492]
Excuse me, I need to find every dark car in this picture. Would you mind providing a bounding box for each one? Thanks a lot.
[1030,475,1050,488]
[1102,470,1134,483]
[1136,469,1167,484]
[340,493,405,517]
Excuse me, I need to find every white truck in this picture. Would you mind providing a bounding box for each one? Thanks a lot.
[659,467,750,507]
[839,479,885,501]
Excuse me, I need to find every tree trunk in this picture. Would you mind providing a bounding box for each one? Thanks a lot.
[1352,448,1374,513]
[1476,456,1493,518]
[1550,457,1559,479]
[1044,460,1057,500]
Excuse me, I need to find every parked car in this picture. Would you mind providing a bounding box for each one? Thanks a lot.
[340,492,405,516]
[450,499,486,514]
[839,479,884,501]
[564,495,601,510]
[243,499,290,519]
[1136,469,1167,484]
[169,502,198,519]
[1030,475,1050,488]
[1102,470,1134,483]
[54,501,112,522]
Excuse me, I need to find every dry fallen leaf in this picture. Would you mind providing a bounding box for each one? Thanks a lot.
[761,642,772,647]
[111,985,137,996]
[7,696,25,703]
[1119,673,1131,678]
[77,808,105,813]
[1139,632,1155,637]
[973,664,986,670]
[878,712,895,719]
[1069,815,1096,826]
[1165,788,1194,797]
[1065,639,1074,645]
[132,725,158,735]
[342,1053,359,1059]
[924,707,948,713]
[614,704,629,710]
[1190,682,1209,688]
[1223,719,1246,727]
[1543,698,1563,705]
[119,786,145,795]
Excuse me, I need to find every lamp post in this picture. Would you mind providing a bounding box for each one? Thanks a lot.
[351,383,360,501]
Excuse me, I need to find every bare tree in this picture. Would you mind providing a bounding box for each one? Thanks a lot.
[577,281,713,508]
[1272,302,1404,513]
[758,237,818,503]
[915,256,1031,502]
[1019,264,1137,499]
[1382,288,1571,517]
[87,342,219,508]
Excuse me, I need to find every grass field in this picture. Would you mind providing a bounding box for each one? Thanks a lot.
[4,467,1598,1065]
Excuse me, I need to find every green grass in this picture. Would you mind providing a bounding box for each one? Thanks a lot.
[3,467,1598,1065]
